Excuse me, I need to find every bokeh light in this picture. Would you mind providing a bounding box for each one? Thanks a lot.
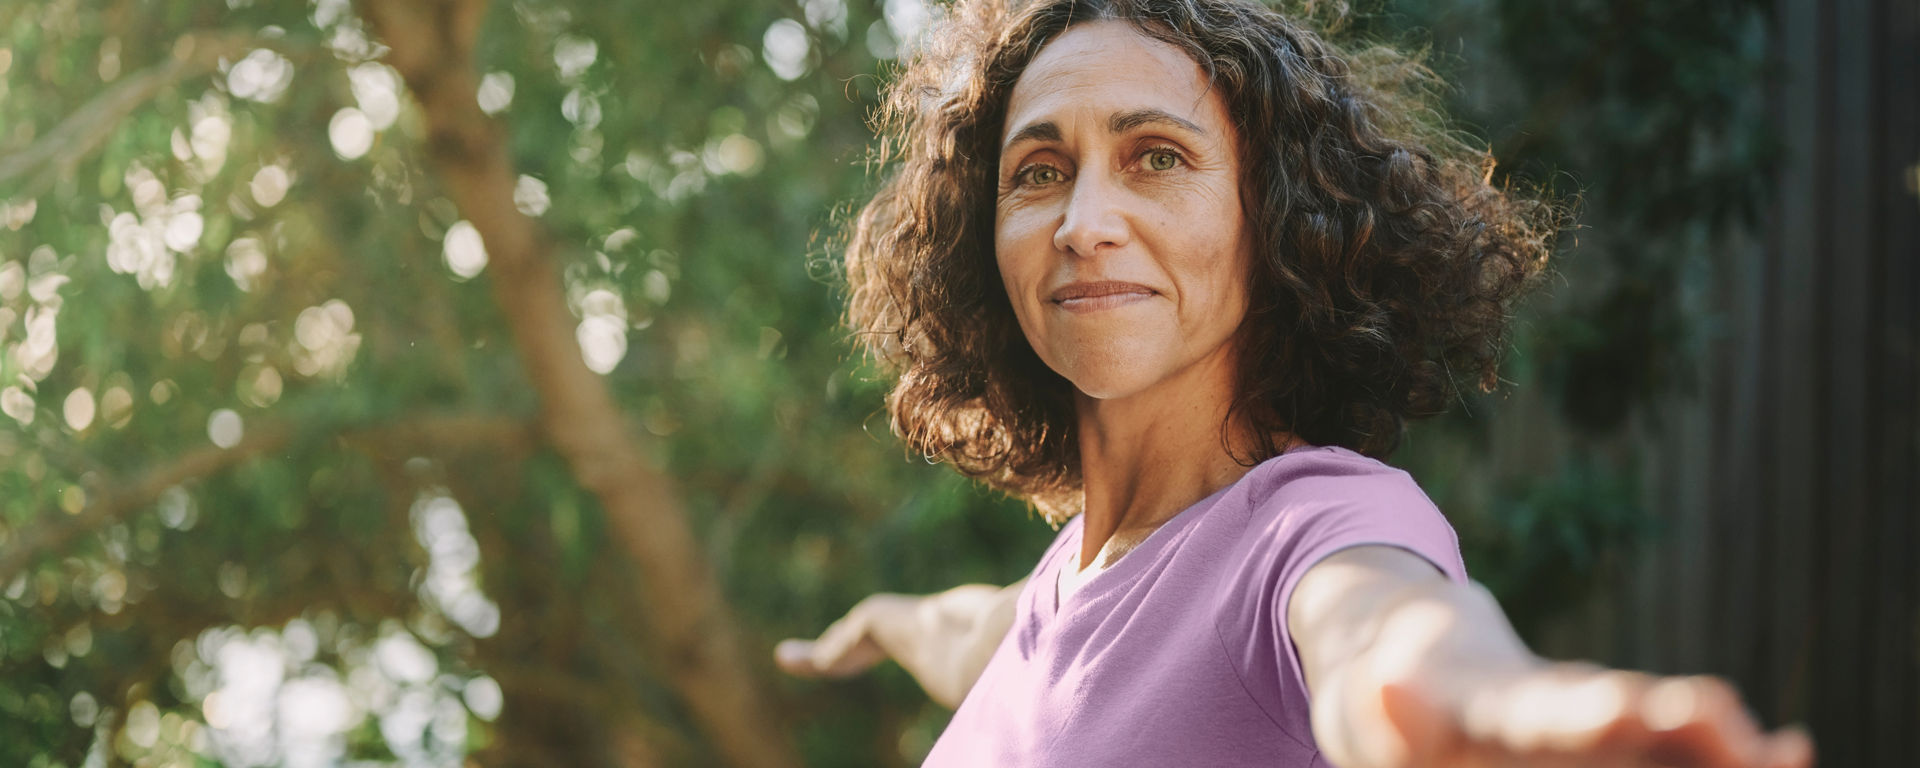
[327,108,374,160]
[249,165,290,208]
[442,221,488,279]
[513,175,550,216]
[226,48,294,103]
[763,20,810,81]
[347,63,402,130]
[476,71,515,115]
[207,409,244,449]
[575,288,630,375]
[62,388,94,431]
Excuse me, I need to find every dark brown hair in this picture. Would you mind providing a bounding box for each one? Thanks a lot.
[843,0,1556,516]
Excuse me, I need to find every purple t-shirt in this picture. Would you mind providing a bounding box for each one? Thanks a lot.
[920,445,1469,767]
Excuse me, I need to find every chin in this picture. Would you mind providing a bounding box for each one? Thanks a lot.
[1055,357,1165,402]
[1030,330,1164,399]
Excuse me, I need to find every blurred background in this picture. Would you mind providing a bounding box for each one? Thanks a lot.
[0,0,1911,766]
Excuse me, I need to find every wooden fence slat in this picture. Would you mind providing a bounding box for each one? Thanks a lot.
[1873,0,1920,762]
[1766,0,1824,730]
[1822,0,1878,761]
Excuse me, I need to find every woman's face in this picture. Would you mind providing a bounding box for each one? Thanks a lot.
[994,21,1251,404]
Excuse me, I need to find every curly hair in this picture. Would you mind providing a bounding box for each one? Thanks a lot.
[842,0,1557,516]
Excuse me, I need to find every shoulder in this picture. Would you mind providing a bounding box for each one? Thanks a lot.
[1235,445,1464,583]
[1241,446,1439,523]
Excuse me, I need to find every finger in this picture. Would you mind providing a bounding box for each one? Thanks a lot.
[1762,726,1814,768]
[1457,665,1627,754]
[808,605,895,677]
[810,609,870,665]
[815,635,886,676]
[776,601,877,678]
[774,639,822,677]
[1383,669,1610,766]
[1635,676,1769,768]
[1452,667,1680,767]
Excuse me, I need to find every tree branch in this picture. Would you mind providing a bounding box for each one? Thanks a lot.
[354,2,801,766]
[0,413,534,586]
[0,31,280,197]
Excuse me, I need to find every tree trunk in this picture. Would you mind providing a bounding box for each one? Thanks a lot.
[355,2,800,766]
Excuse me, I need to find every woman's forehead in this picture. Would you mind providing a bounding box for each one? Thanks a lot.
[1002,21,1227,147]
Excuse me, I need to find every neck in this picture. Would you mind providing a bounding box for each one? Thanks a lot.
[1071,348,1286,572]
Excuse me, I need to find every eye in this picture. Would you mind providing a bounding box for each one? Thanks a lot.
[1015,164,1066,187]
[1144,148,1182,171]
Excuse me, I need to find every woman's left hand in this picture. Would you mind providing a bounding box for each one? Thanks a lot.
[1365,663,1814,768]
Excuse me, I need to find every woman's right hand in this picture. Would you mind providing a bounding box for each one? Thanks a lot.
[775,578,1026,709]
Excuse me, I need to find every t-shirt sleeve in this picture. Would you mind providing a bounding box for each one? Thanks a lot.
[1266,470,1468,679]
[1221,453,1469,747]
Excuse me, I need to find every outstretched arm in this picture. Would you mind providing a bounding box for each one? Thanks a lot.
[1290,546,1814,768]
[775,577,1025,708]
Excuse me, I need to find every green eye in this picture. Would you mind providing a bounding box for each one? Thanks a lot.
[1022,166,1062,185]
[1146,150,1179,171]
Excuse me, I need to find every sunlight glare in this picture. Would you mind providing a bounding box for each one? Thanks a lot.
[125,701,161,748]
[0,261,20,300]
[348,63,401,130]
[375,629,437,685]
[1,387,31,426]
[208,409,243,449]
[292,300,362,379]
[442,220,488,279]
[227,49,294,104]
[250,165,290,208]
[476,71,514,115]
[763,20,810,81]
[62,387,94,431]
[513,175,550,216]
[803,0,849,37]
[190,114,232,169]
[463,675,503,721]
[225,237,269,292]
[100,385,132,429]
[328,107,374,160]
[161,196,205,253]
[885,0,937,52]
[575,288,629,374]
[554,35,598,81]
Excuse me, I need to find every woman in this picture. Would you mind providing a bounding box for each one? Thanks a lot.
[779,0,1814,765]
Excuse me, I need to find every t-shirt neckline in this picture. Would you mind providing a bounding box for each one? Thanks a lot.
[1044,443,1326,619]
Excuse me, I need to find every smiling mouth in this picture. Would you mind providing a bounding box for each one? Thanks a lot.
[1050,281,1157,312]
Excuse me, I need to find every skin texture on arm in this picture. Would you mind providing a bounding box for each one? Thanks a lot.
[775,577,1025,709]
[1289,546,1814,768]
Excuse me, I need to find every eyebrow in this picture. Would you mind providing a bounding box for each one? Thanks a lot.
[1003,121,1062,150]
[1000,108,1207,152]
[1108,107,1206,137]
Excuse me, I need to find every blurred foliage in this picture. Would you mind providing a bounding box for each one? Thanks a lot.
[0,0,1772,765]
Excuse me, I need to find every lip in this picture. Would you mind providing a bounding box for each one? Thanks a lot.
[1050,281,1158,312]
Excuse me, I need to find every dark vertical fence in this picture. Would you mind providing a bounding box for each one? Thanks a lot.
[1530,0,1918,764]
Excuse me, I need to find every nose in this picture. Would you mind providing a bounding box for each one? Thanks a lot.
[1052,171,1130,257]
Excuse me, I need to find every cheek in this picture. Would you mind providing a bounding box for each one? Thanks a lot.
[1176,218,1253,320]
[993,215,1050,300]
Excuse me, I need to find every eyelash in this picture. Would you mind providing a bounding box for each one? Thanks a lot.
[1010,145,1188,187]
